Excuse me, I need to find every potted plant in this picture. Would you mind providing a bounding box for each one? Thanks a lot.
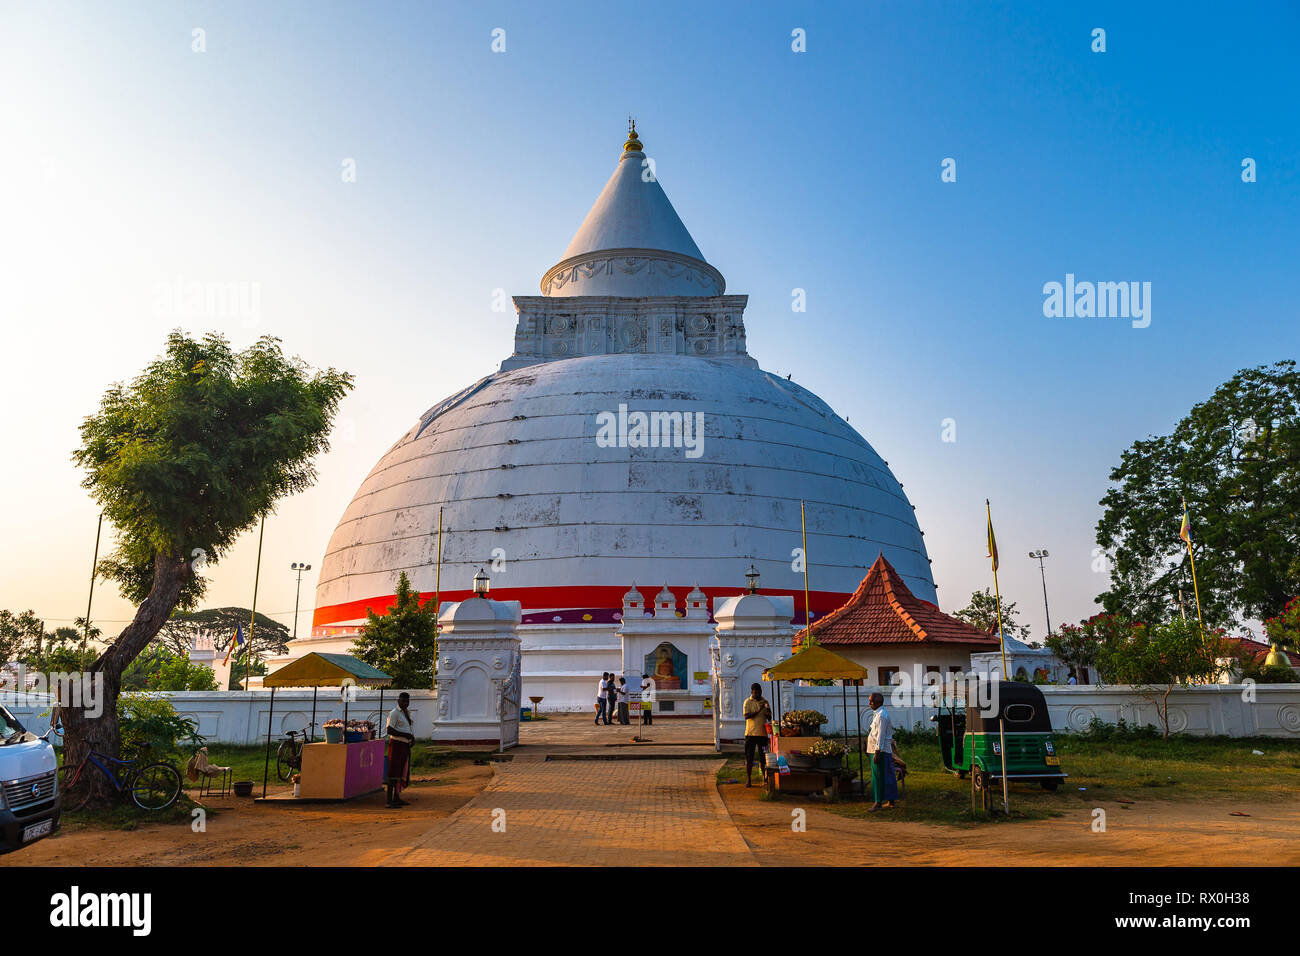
[807,737,847,771]
[780,709,827,737]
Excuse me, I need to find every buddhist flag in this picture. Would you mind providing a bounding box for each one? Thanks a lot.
[1179,500,1192,546]
[223,623,245,665]
[986,502,999,573]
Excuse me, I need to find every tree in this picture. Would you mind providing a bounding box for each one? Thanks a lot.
[1096,361,1300,627]
[952,588,1031,641]
[227,655,267,692]
[157,607,290,659]
[351,572,437,688]
[65,331,351,801]
[1044,615,1114,681]
[1095,617,1229,740]
[0,610,43,671]
[1263,596,1300,653]
[122,646,219,691]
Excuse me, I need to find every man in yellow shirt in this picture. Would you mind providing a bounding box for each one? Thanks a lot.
[742,682,772,787]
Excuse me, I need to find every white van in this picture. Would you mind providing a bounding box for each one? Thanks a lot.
[0,703,60,852]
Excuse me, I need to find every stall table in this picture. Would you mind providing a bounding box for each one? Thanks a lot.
[258,652,394,802]
[298,740,385,800]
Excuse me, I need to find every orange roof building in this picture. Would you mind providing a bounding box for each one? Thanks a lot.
[793,554,1001,684]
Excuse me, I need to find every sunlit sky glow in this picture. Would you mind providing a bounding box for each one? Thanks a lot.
[2,1,1296,643]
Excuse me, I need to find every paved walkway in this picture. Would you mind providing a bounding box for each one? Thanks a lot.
[387,757,755,866]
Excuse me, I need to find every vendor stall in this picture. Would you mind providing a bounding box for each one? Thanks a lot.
[762,644,869,802]
[259,653,394,801]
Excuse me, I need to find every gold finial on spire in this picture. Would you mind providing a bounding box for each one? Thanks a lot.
[623,116,643,153]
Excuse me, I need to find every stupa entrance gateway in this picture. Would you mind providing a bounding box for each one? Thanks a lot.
[283,123,938,712]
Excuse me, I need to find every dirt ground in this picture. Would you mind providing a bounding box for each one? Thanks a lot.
[718,783,1300,866]
[4,763,493,867]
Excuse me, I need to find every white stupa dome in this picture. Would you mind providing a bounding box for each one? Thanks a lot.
[312,125,934,635]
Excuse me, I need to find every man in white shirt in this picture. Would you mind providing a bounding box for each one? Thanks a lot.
[386,692,416,808]
[866,691,899,811]
[595,672,612,726]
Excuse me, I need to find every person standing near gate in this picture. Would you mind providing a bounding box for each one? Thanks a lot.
[742,683,772,787]
[595,672,610,725]
[640,674,654,726]
[616,676,630,724]
[386,692,416,808]
[866,691,899,811]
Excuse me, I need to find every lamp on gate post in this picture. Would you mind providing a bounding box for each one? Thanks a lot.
[473,568,490,599]
[1028,550,1051,638]
[744,564,760,594]
[290,562,312,641]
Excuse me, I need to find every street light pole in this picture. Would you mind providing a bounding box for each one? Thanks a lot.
[290,562,312,641]
[1028,549,1052,637]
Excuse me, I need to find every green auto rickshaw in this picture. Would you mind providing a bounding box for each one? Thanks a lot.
[932,680,1067,803]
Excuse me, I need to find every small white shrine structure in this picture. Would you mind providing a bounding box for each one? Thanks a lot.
[432,580,522,748]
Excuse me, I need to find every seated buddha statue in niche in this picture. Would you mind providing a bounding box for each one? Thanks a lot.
[651,645,682,690]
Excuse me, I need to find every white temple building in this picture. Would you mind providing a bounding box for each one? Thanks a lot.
[274,124,939,711]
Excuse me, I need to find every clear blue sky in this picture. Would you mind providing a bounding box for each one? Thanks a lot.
[2,0,1296,640]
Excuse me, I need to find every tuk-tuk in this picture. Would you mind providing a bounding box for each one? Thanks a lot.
[931,680,1067,799]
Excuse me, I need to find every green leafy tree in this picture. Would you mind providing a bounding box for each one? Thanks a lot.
[227,655,268,692]
[157,607,291,659]
[1095,617,1230,740]
[118,693,202,760]
[121,646,219,691]
[352,572,437,688]
[1263,596,1300,653]
[1096,361,1300,627]
[0,610,43,671]
[952,588,1030,641]
[1045,613,1138,683]
[65,331,351,802]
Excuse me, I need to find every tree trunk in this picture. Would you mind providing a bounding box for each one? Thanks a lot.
[61,550,192,805]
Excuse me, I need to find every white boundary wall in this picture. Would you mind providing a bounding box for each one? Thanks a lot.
[783,683,1300,739]
[2,689,437,745]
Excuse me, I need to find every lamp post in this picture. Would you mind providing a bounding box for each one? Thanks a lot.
[1028,550,1051,637]
[290,562,312,641]
[473,568,490,599]
[744,564,760,594]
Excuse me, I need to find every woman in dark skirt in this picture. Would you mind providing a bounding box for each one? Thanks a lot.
[386,692,416,808]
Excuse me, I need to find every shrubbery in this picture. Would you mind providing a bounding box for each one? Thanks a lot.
[118,692,202,759]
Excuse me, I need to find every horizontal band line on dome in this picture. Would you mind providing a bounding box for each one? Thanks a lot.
[327,494,928,543]
[348,452,912,516]
[314,544,934,590]
[385,392,882,466]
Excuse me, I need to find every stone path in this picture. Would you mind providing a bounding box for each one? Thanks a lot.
[387,757,755,866]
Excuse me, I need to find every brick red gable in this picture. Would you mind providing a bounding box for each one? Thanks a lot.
[795,553,1000,648]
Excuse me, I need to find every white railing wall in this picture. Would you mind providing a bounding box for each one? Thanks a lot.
[780,683,1300,739]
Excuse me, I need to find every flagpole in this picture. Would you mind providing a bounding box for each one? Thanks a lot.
[432,506,443,684]
[801,500,813,644]
[987,499,1008,677]
[1182,497,1205,639]
[81,512,103,664]
[248,513,266,691]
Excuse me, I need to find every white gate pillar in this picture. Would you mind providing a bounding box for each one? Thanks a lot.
[712,592,794,745]
[433,594,522,748]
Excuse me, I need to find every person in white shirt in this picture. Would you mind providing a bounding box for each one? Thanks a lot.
[866,691,899,811]
[595,673,611,726]
[386,692,416,808]
[615,676,630,724]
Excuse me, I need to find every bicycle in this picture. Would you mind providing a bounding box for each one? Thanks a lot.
[276,727,314,782]
[57,745,183,812]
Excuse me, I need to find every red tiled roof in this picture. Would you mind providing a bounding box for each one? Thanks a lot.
[794,553,1000,648]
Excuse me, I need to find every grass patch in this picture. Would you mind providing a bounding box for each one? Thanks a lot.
[729,733,1300,827]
